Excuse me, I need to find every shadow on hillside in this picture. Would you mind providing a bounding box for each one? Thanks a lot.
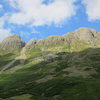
[0,48,100,99]
[0,53,15,68]
[0,53,14,58]
[22,47,100,74]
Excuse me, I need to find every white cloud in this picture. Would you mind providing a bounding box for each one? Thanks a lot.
[82,0,100,21]
[32,28,40,34]
[8,0,77,26]
[0,15,11,42]
[0,29,11,42]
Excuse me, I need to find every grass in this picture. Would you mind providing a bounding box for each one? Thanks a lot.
[0,52,19,67]
[0,46,100,100]
[6,94,33,100]
[0,74,100,100]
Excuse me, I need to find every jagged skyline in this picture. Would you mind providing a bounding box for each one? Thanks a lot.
[0,27,100,52]
[0,0,100,42]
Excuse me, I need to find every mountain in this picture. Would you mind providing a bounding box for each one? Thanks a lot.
[22,27,100,53]
[0,27,100,100]
[0,34,25,52]
[0,27,99,53]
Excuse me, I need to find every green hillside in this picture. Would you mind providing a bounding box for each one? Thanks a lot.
[0,51,19,68]
[0,28,100,100]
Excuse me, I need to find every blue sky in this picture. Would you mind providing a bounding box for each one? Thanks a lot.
[0,0,100,42]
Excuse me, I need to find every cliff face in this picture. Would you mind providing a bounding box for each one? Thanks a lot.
[0,27,100,53]
[73,28,100,43]
[0,34,25,52]
[23,27,100,52]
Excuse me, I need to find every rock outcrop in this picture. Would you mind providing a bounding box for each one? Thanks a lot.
[23,27,100,52]
[74,28,98,43]
[0,27,100,53]
[21,39,37,54]
[0,34,25,52]
[62,27,100,43]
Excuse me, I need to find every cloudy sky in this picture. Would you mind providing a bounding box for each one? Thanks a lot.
[0,0,100,42]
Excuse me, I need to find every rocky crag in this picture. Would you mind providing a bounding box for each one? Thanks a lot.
[0,27,100,53]
[21,27,100,53]
[0,34,25,52]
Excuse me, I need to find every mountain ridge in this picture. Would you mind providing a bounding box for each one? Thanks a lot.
[0,27,100,53]
[22,27,100,53]
[0,27,100,100]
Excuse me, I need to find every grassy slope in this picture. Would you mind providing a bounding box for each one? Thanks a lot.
[0,51,19,68]
[0,44,100,100]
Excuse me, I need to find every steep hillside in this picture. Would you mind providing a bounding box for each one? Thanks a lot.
[0,28,100,100]
[22,28,100,53]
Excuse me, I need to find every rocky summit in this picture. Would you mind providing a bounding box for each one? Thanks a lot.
[22,27,100,52]
[0,34,25,52]
[0,27,99,53]
[74,28,100,43]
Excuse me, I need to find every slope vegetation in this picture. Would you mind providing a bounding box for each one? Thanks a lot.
[0,28,100,100]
